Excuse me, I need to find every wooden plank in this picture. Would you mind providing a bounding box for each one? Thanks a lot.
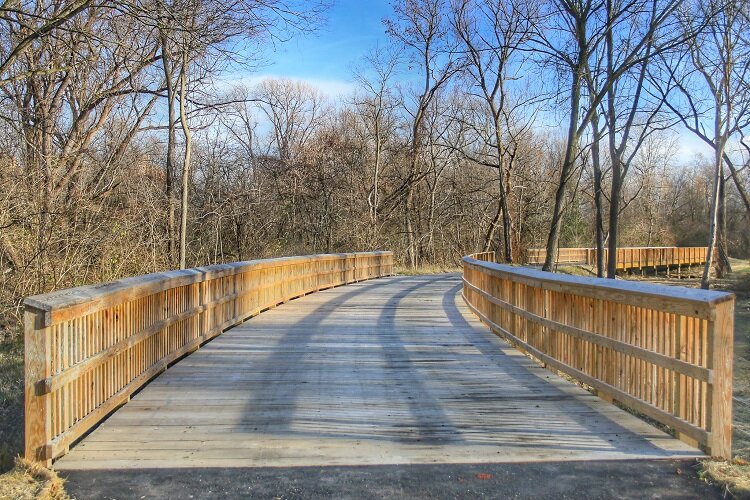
[524,246,710,274]
[463,258,731,319]
[708,300,734,458]
[464,296,708,445]
[55,275,701,471]
[25,252,394,327]
[38,273,367,396]
[24,308,52,465]
[24,252,394,464]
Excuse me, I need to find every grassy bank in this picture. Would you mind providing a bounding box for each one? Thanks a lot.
[0,458,68,500]
[0,327,23,474]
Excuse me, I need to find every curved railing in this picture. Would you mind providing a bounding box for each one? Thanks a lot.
[462,252,734,458]
[24,251,394,464]
[525,246,708,271]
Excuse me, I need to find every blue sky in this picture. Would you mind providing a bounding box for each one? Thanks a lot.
[222,0,712,162]
[274,2,392,80]
[225,1,393,96]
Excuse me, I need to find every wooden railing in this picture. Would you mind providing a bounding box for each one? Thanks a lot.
[24,251,394,464]
[527,247,591,264]
[463,252,734,458]
[526,246,708,271]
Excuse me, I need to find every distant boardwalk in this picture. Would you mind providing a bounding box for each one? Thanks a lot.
[525,246,709,272]
[55,275,698,470]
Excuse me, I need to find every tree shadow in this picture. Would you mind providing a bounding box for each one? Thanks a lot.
[372,275,465,444]
[235,277,400,431]
[440,277,670,455]
[111,274,693,460]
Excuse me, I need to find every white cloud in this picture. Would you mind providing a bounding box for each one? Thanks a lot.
[673,126,712,164]
[215,73,356,99]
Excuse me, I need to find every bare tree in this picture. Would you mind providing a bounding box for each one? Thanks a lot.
[352,47,399,241]
[452,0,538,262]
[143,0,327,268]
[657,0,750,286]
[254,77,328,244]
[599,0,676,278]
[385,0,461,267]
[533,0,685,272]
[0,0,93,82]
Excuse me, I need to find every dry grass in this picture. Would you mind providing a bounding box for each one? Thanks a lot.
[395,264,461,275]
[554,264,597,277]
[700,458,750,499]
[0,458,68,500]
[0,325,70,499]
[0,327,24,473]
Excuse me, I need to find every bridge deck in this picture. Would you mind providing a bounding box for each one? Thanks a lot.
[55,274,700,470]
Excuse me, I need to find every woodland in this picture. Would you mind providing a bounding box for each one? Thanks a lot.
[0,0,749,334]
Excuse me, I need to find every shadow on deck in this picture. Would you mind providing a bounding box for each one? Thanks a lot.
[53,275,701,470]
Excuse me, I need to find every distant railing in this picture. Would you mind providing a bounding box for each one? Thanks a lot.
[24,251,394,464]
[462,252,734,458]
[526,247,591,264]
[525,246,708,271]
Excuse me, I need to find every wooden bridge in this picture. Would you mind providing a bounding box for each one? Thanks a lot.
[526,246,709,272]
[23,250,735,471]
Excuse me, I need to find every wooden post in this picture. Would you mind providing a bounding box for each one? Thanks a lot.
[707,299,734,458]
[24,307,52,466]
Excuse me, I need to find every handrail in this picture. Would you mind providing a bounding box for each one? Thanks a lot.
[462,252,734,458]
[525,246,708,271]
[24,251,394,464]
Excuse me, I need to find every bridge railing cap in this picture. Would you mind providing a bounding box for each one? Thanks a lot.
[462,255,734,318]
[24,251,392,326]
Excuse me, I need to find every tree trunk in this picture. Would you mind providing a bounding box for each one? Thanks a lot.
[404,183,417,268]
[491,113,513,263]
[606,166,621,279]
[716,165,732,277]
[483,197,503,253]
[543,71,582,271]
[605,5,621,281]
[426,177,438,265]
[702,128,726,289]
[498,169,513,263]
[371,132,381,231]
[590,111,606,277]
[178,61,192,270]
[160,31,177,267]
[165,98,177,267]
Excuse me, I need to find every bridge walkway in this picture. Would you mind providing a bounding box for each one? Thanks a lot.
[54,274,700,470]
